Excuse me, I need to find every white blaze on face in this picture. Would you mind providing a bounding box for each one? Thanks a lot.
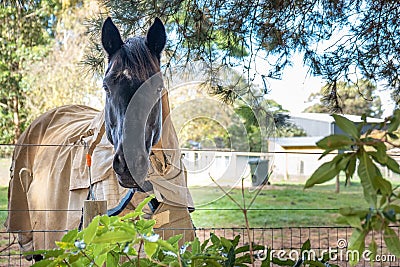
[123,69,132,80]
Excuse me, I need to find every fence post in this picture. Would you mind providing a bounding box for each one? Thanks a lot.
[83,200,107,228]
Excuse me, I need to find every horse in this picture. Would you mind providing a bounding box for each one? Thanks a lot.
[5,17,195,259]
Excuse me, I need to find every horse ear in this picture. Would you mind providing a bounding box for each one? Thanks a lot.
[146,17,166,56]
[102,17,124,57]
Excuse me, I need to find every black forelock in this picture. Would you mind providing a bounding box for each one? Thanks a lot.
[107,37,160,83]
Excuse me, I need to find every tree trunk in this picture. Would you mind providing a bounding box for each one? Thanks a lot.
[335,175,340,193]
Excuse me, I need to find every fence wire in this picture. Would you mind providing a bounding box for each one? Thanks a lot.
[1,144,400,266]
[0,227,399,267]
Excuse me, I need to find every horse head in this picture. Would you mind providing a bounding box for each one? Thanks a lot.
[101,17,166,189]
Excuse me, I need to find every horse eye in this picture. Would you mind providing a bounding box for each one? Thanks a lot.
[103,83,110,94]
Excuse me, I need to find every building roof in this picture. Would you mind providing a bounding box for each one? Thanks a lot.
[289,113,383,123]
[271,136,324,147]
[269,113,384,148]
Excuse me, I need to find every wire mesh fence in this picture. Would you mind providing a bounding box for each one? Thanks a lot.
[1,143,400,266]
[0,226,399,266]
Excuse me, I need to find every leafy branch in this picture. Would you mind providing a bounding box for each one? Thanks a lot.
[29,192,335,266]
[305,110,400,265]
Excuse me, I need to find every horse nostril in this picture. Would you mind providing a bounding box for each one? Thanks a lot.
[113,153,127,175]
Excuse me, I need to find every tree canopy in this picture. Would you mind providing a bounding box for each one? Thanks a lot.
[23,0,103,121]
[0,0,101,145]
[2,0,399,144]
[303,80,383,118]
[85,0,400,109]
[0,1,61,144]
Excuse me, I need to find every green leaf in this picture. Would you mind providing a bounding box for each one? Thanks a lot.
[31,259,56,267]
[94,253,107,267]
[386,156,400,174]
[368,239,377,263]
[332,114,360,139]
[157,239,176,252]
[144,241,158,258]
[304,160,341,189]
[120,211,142,221]
[345,155,357,181]
[388,109,400,132]
[134,194,155,214]
[337,215,362,230]
[225,246,235,267]
[359,150,392,197]
[201,238,210,251]
[300,239,311,252]
[388,132,399,140]
[117,223,137,236]
[210,233,220,245]
[384,226,400,258]
[383,208,397,222]
[316,134,354,150]
[387,204,400,214]
[92,231,132,244]
[204,259,225,266]
[357,151,378,207]
[231,235,240,248]
[336,153,353,171]
[61,229,78,243]
[55,240,74,250]
[84,215,100,244]
[369,141,387,164]
[135,219,156,234]
[235,253,252,264]
[300,239,312,261]
[339,207,369,218]
[192,238,200,254]
[235,244,264,254]
[261,247,271,267]
[375,177,392,198]
[32,249,64,259]
[220,237,233,250]
[348,229,367,266]
[271,256,295,266]
[100,215,110,226]
[106,251,119,267]
[67,253,80,264]
[303,260,326,267]
[166,234,183,247]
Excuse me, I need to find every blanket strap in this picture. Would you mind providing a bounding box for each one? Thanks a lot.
[107,189,135,216]
[84,122,105,200]
[77,121,157,221]
[83,122,137,216]
[87,122,106,157]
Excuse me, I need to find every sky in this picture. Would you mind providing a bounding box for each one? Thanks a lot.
[263,54,396,118]
[264,54,324,114]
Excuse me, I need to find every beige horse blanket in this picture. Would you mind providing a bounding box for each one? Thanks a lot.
[5,90,194,252]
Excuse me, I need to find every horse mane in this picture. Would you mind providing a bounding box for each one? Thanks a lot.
[110,37,161,82]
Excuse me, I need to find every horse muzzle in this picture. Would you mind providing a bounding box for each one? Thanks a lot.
[113,146,149,188]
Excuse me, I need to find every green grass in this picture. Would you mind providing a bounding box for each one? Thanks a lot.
[190,182,367,228]
[0,183,368,230]
[0,187,8,229]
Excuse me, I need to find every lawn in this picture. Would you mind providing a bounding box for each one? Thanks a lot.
[0,182,367,229]
[189,182,367,228]
[0,187,8,228]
